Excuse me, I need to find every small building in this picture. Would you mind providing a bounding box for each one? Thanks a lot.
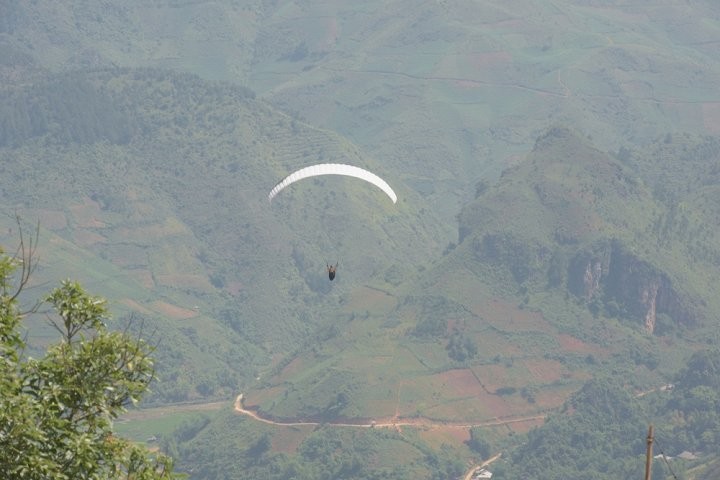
[473,468,493,479]
[677,451,698,460]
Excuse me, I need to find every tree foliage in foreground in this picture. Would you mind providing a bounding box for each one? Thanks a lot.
[0,234,179,479]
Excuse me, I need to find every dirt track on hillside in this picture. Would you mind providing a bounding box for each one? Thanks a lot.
[233,394,546,430]
[233,395,513,480]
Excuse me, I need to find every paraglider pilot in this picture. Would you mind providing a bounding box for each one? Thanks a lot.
[327,262,338,281]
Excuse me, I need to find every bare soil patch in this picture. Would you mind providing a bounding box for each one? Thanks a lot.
[69,197,106,228]
[128,269,155,289]
[556,333,605,356]
[271,424,316,454]
[433,368,485,397]
[344,285,397,313]
[520,358,565,383]
[243,385,287,409]
[468,51,512,70]
[150,300,199,319]
[73,229,107,247]
[418,426,470,448]
[156,273,213,292]
[31,209,68,230]
[119,298,154,316]
[470,298,552,333]
[702,102,720,134]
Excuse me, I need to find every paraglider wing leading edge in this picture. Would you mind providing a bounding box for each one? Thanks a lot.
[268,163,398,204]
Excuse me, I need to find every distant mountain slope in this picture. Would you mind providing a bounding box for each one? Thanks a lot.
[243,0,720,212]
[240,127,720,428]
[5,1,720,224]
[454,127,720,330]
[0,67,447,403]
[174,127,720,478]
[3,2,720,477]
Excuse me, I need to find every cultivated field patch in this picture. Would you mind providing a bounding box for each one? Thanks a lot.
[702,102,720,134]
[470,329,527,359]
[270,424,315,454]
[68,197,106,229]
[276,356,307,383]
[532,382,585,411]
[155,273,213,292]
[556,333,604,355]
[116,411,212,444]
[471,364,528,393]
[421,395,516,422]
[32,209,68,230]
[468,51,512,71]
[343,285,397,314]
[116,217,190,243]
[243,385,287,410]
[128,269,155,289]
[417,425,470,448]
[504,416,545,434]
[150,300,199,319]
[519,358,565,383]
[119,298,154,316]
[470,298,552,333]
[73,229,107,247]
[434,368,485,398]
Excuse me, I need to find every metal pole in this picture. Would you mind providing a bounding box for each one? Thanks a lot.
[645,425,654,480]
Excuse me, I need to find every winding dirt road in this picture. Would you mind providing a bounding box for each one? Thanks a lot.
[233,394,545,430]
[234,394,514,479]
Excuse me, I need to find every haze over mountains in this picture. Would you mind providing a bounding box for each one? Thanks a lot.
[2,1,720,478]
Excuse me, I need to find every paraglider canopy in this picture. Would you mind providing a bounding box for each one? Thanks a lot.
[268,163,397,204]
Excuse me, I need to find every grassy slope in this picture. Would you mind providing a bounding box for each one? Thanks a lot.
[243,127,715,419]
[3,1,720,476]
[6,2,720,225]
[0,68,447,406]
[224,127,720,476]
[244,0,720,215]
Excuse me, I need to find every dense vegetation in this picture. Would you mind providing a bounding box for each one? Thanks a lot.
[0,66,443,406]
[158,127,720,479]
[2,1,720,478]
[0,232,177,479]
[164,412,466,480]
[3,71,720,475]
[499,349,720,480]
[156,349,720,479]
[0,75,135,147]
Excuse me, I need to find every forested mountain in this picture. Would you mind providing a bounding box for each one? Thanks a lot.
[2,1,720,479]
[5,1,720,219]
[502,349,720,480]
[203,128,720,478]
[0,67,446,406]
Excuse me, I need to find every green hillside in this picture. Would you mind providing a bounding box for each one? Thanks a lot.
[244,0,720,215]
[0,67,448,406]
[2,1,720,478]
[172,128,720,479]
[240,127,720,424]
[5,1,720,218]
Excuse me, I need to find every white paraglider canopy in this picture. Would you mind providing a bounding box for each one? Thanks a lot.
[268,163,397,204]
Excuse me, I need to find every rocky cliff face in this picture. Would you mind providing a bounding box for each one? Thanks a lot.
[568,243,612,300]
[568,240,695,333]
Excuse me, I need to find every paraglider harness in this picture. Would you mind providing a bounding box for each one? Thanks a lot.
[327,262,338,281]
